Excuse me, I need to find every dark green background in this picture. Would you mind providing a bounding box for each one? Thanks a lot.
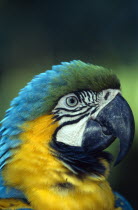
[0,0,137,208]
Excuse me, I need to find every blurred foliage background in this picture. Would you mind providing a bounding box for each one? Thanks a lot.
[0,0,137,208]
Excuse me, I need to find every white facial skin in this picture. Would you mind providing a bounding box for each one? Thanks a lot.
[52,89,120,147]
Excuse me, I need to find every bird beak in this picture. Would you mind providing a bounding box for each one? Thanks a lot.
[82,94,135,165]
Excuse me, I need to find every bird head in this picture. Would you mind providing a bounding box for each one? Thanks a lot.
[0,60,135,177]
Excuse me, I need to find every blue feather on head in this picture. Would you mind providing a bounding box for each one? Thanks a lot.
[0,60,121,204]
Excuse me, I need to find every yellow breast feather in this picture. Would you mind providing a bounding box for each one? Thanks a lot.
[2,114,117,210]
[0,198,31,209]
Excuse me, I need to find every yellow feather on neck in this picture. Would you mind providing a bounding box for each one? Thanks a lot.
[3,114,65,186]
[2,114,116,210]
[0,198,31,209]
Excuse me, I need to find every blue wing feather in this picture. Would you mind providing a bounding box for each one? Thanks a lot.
[0,127,26,200]
[114,192,133,210]
[0,61,133,210]
[0,174,25,199]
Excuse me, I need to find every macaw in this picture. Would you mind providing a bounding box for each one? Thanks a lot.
[0,60,134,210]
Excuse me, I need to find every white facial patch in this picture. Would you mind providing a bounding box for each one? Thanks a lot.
[56,116,88,146]
[52,89,121,147]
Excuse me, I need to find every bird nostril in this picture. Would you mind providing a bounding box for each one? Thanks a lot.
[104,92,110,100]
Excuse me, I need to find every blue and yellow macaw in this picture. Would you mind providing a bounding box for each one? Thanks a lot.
[0,60,134,210]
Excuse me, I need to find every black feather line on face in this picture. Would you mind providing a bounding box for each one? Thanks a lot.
[53,107,93,122]
[53,106,87,112]
[50,89,113,176]
[50,140,113,176]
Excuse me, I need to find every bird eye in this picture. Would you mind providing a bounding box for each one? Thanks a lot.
[66,96,78,107]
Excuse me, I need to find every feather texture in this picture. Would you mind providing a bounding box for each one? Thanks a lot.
[0,61,133,210]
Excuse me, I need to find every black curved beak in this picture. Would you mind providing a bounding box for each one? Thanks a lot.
[82,94,135,165]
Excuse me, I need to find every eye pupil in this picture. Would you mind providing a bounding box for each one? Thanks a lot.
[66,96,78,107]
[70,98,75,104]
